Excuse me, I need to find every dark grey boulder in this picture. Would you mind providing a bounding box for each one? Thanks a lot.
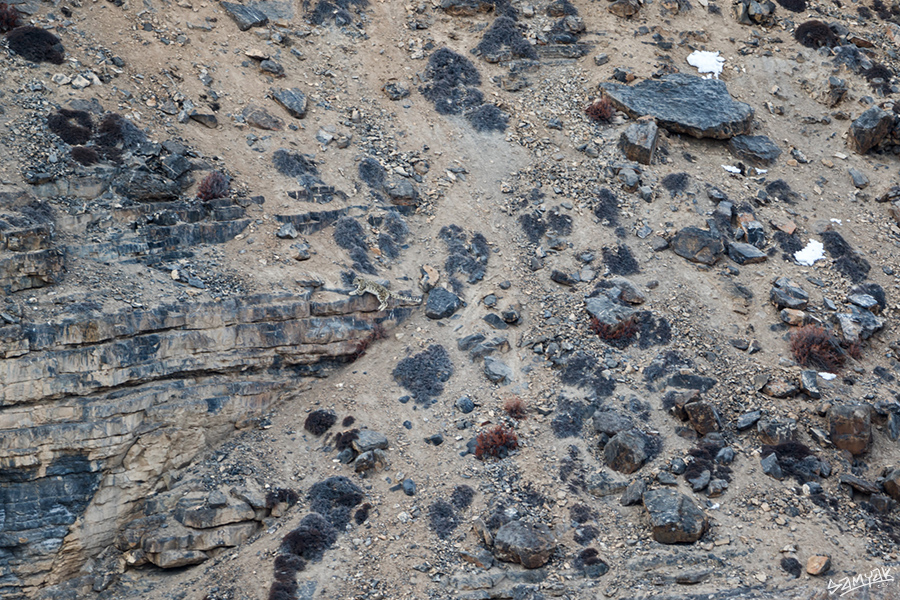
[848,168,869,189]
[272,88,308,119]
[492,520,556,568]
[829,403,872,456]
[242,105,284,131]
[483,356,513,385]
[113,171,182,202]
[737,410,762,430]
[671,227,724,265]
[600,74,754,139]
[770,277,808,310]
[728,135,781,167]
[587,471,629,497]
[384,177,419,207]
[642,489,709,544]
[757,417,797,446]
[584,293,636,327]
[619,120,659,165]
[620,478,646,506]
[352,430,389,453]
[221,2,269,30]
[592,409,634,437]
[727,242,767,265]
[761,453,783,480]
[848,106,893,154]
[425,287,461,320]
[604,429,649,474]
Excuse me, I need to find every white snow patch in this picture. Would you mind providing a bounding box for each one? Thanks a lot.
[819,372,837,381]
[722,164,741,174]
[831,218,842,225]
[755,168,768,175]
[687,50,725,79]
[794,239,825,266]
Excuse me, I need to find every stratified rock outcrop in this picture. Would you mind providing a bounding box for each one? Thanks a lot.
[0,291,406,596]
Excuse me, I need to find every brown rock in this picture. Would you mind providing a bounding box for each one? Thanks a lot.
[684,400,721,436]
[828,403,872,456]
[608,0,640,17]
[806,555,831,576]
[883,467,900,501]
[492,521,556,568]
[242,104,285,131]
[780,308,808,326]
[761,379,799,398]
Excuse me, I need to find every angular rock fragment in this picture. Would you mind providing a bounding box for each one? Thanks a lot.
[272,88,308,119]
[619,120,659,165]
[492,521,556,568]
[671,227,724,265]
[848,106,893,154]
[600,74,754,139]
[221,2,269,30]
[728,135,781,167]
[642,489,708,544]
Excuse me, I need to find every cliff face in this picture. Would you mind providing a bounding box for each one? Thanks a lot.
[0,290,401,597]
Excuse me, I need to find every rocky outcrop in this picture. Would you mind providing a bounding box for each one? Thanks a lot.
[0,291,408,597]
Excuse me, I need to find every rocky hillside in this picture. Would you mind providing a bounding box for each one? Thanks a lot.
[1,0,900,597]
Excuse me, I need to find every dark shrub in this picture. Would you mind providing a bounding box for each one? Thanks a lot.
[474,16,537,61]
[593,188,619,226]
[602,244,639,275]
[273,553,306,582]
[333,216,367,250]
[307,476,365,529]
[776,0,805,11]
[334,429,359,451]
[392,344,453,403]
[0,3,20,33]
[475,424,519,460]
[47,109,92,145]
[504,396,527,420]
[794,20,838,48]
[661,172,689,195]
[266,488,300,509]
[70,146,99,166]
[273,149,318,177]
[467,104,509,132]
[428,499,459,539]
[7,26,64,64]
[585,98,614,123]
[821,230,870,283]
[342,415,355,427]
[569,503,596,524]
[197,171,230,200]
[281,513,337,561]
[450,485,475,510]
[790,325,846,372]
[304,410,337,436]
[268,581,297,600]
[354,502,371,524]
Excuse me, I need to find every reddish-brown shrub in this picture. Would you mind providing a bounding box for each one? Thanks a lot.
[504,397,527,420]
[585,97,615,123]
[844,340,862,360]
[475,424,519,460]
[790,325,846,372]
[0,4,20,33]
[70,146,99,166]
[197,170,230,200]
[591,315,639,347]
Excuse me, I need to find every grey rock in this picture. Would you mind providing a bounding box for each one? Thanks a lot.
[671,227,724,265]
[189,113,218,128]
[727,241,767,265]
[242,105,284,131]
[848,168,869,189]
[604,429,649,474]
[687,469,711,492]
[587,471,629,497]
[883,467,900,501]
[670,457,687,475]
[835,307,884,343]
[592,409,634,436]
[839,473,880,495]
[642,489,709,544]
[456,396,475,413]
[727,135,781,167]
[707,478,728,497]
[619,120,659,165]
[600,74,754,139]
[492,520,556,568]
[425,287,461,320]
[383,81,410,100]
[800,370,821,399]
[620,478,646,506]
[259,60,285,78]
[757,418,797,445]
[384,177,419,207]
[594,53,610,66]
[823,76,847,107]
[162,154,192,179]
[352,430,389,453]
[221,2,269,30]
[848,106,893,154]
[402,479,416,496]
[761,453,783,479]
[153,549,209,568]
[584,293,636,327]
[276,223,299,239]
[113,171,183,202]
[770,277,808,310]
[272,88,308,119]
[440,0,494,15]
[607,0,640,17]
[208,490,228,508]
[483,356,513,385]
[354,448,389,472]
[684,400,721,436]
[828,403,872,456]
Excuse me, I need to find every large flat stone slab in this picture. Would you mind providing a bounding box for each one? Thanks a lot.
[600,74,754,139]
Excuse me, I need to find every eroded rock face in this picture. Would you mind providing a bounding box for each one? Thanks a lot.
[0,292,408,595]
